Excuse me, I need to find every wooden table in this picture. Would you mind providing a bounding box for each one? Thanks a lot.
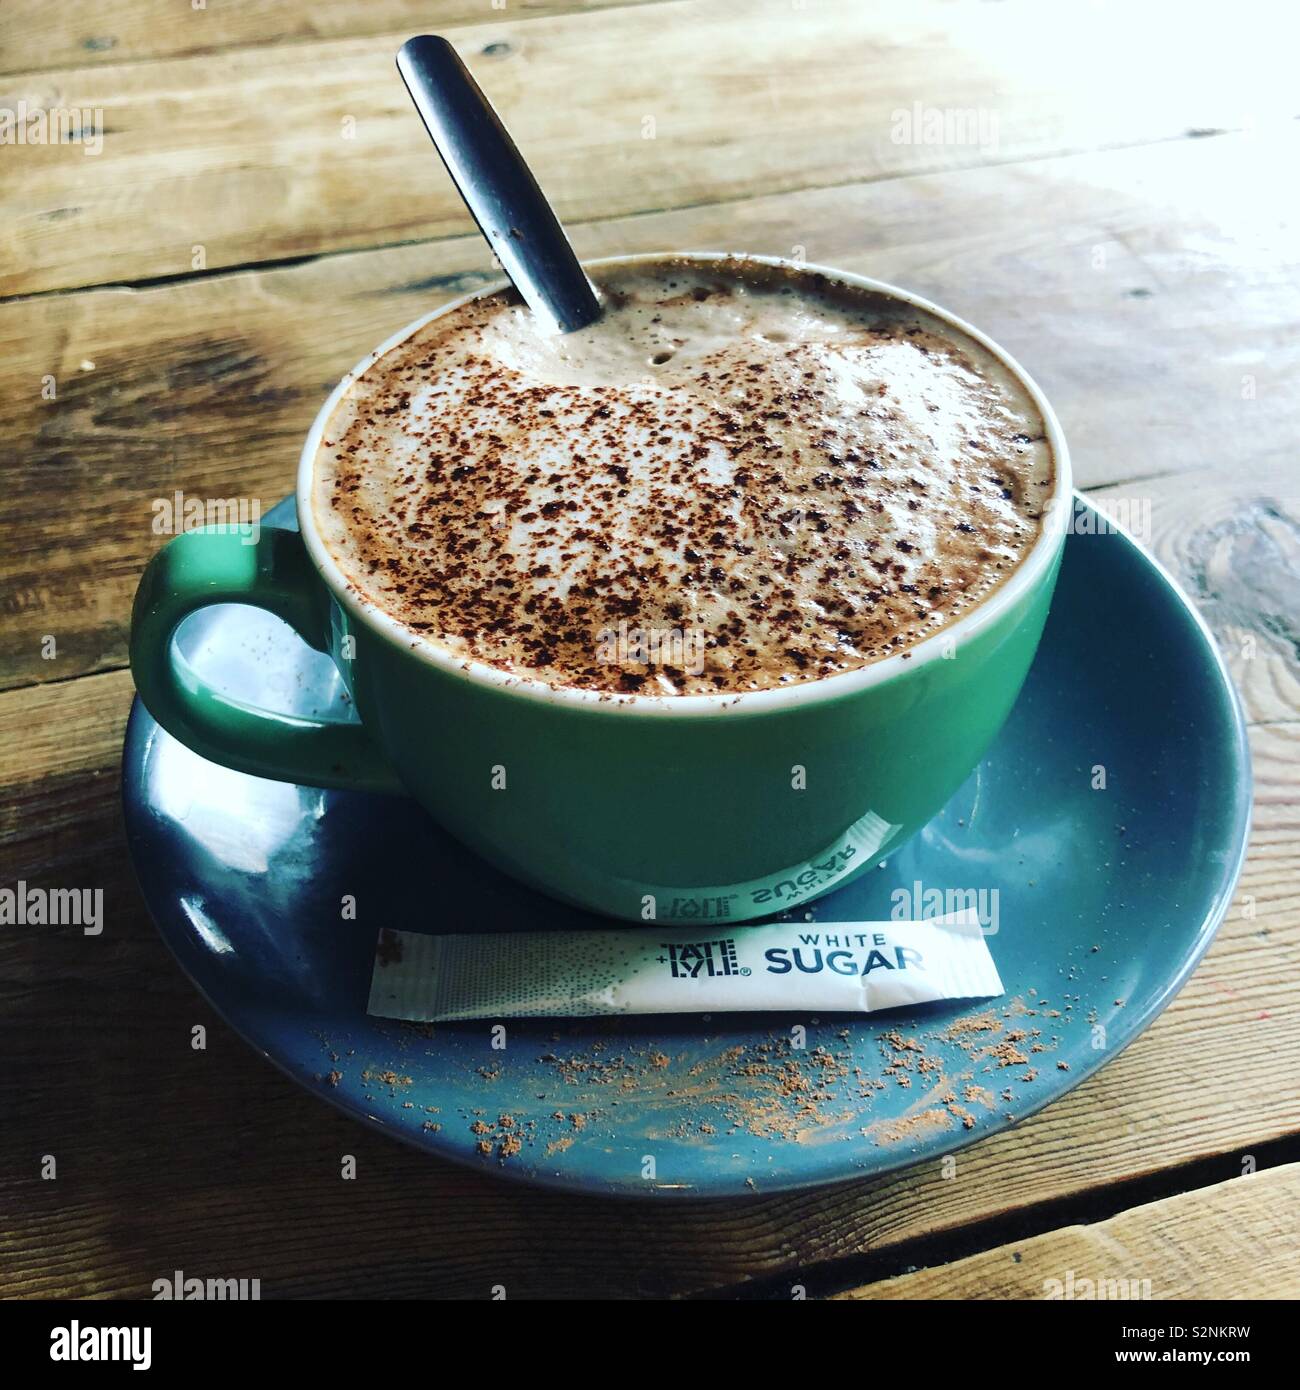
[2,0,1297,1300]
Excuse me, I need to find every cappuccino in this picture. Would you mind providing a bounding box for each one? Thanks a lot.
[313,257,1053,695]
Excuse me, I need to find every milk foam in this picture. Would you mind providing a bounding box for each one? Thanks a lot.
[313,257,1054,694]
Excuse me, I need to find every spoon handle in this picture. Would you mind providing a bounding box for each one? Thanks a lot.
[397,34,602,334]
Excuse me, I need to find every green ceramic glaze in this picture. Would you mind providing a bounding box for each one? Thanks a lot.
[130,524,402,795]
[129,255,1071,924]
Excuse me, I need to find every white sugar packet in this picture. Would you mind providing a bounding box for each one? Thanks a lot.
[368,912,1002,1021]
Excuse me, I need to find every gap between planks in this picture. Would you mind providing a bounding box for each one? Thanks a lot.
[9,0,1296,297]
[0,124,1256,309]
[0,0,673,80]
[693,1137,1300,1300]
[827,1160,1300,1300]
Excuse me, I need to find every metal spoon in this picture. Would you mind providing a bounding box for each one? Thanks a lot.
[397,34,602,334]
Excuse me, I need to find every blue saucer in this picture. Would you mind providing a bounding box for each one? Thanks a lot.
[123,496,1250,1197]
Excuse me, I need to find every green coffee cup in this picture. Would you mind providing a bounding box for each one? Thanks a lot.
[131,255,1070,924]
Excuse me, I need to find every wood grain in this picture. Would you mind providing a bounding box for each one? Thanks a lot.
[835,1163,1300,1300]
[4,128,1297,691]
[0,530,1293,1297]
[0,807,1290,1298]
[1091,468,1300,732]
[4,0,1295,296]
[3,0,1297,1303]
[0,0,666,75]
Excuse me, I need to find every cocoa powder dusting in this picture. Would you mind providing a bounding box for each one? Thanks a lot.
[318,988,1075,1166]
[313,256,1053,696]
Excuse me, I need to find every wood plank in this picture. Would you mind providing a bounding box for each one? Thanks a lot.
[3,128,1296,691]
[0,669,132,784]
[1090,472,1300,732]
[834,1163,1300,1299]
[0,782,1291,1298]
[0,1,665,75]
[4,0,1296,296]
[5,0,1294,1306]
[0,630,1293,1297]
[0,671,134,882]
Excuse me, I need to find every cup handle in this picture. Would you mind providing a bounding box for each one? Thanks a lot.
[130,524,404,793]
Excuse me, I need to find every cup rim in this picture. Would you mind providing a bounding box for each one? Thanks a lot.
[296,251,1073,717]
